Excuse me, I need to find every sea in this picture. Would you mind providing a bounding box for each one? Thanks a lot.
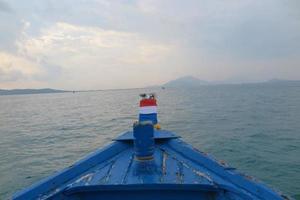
[0,85,299,199]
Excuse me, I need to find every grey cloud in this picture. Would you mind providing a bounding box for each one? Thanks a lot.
[33,59,63,81]
[159,0,300,61]
[0,0,12,13]
[0,68,27,82]
[0,0,22,52]
[0,0,300,89]
[193,16,300,60]
[0,17,22,51]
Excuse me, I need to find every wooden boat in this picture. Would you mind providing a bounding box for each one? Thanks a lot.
[13,94,288,200]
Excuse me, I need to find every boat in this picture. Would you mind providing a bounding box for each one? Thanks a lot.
[13,94,288,200]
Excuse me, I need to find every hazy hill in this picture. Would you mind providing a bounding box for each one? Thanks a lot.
[162,76,300,88]
[163,76,210,88]
[265,79,300,85]
[0,88,69,96]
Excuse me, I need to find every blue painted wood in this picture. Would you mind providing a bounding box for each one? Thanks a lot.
[165,139,285,200]
[105,149,134,184]
[114,130,179,141]
[158,144,252,197]
[12,131,288,200]
[64,184,219,200]
[12,141,130,200]
[133,122,155,159]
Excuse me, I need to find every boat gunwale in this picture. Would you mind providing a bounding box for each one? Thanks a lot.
[12,141,130,200]
[164,138,287,200]
[12,131,289,200]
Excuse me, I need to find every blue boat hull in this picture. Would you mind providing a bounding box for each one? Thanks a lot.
[12,130,288,200]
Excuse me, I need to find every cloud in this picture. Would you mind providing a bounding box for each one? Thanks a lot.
[0,0,12,13]
[0,51,42,82]
[9,22,175,89]
[0,0,300,89]
[137,0,300,60]
[0,10,22,52]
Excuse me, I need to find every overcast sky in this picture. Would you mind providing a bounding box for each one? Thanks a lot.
[0,0,299,90]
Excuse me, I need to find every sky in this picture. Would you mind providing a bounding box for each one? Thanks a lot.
[0,0,299,90]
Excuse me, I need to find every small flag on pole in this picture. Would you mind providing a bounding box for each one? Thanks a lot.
[139,94,158,125]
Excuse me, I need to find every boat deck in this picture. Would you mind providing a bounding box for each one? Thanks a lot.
[13,130,286,200]
[66,144,214,186]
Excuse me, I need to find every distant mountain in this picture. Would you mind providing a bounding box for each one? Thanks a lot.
[266,79,300,84]
[0,88,69,96]
[163,76,210,88]
[162,76,300,88]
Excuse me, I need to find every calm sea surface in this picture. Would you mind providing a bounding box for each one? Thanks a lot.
[0,85,300,199]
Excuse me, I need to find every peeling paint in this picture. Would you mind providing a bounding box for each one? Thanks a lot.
[122,154,134,184]
[17,136,287,200]
[104,161,115,183]
[162,151,167,175]
[176,162,184,183]
[192,169,214,184]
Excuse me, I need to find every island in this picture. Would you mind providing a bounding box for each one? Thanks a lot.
[0,88,69,96]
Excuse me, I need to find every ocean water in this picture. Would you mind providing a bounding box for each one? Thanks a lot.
[0,85,299,199]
